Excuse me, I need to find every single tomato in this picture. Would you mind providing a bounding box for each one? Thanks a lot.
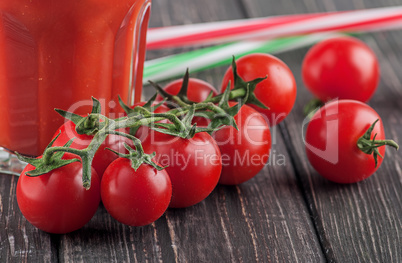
[156,78,218,127]
[156,77,218,103]
[221,53,297,126]
[305,100,395,183]
[302,36,379,102]
[212,103,271,185]
[141,131,222,208]
[51,120,133,179]
[16,153,100,234]
[101,158,172,226]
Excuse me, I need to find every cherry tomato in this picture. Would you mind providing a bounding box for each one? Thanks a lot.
[141,131,222,208]
[305,100,386,183]
[156,78,218,127]
[156,77,218,103]
[52,120,133,179]
[221,53,297,126]
[101,158,172,226]
[302,36,379,102]
[212,103,271,185]
[16,153,100,234]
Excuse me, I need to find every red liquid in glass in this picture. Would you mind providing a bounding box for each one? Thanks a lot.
[0,0,150,156]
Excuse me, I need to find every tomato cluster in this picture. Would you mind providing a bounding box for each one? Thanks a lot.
[15,36,398,234]
[302,36,379,103]
[302,36,398,184]
[16,54,289,233]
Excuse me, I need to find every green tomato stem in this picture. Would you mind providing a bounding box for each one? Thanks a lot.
[42,146,85,165]
[204,88,246,104]
[303,98,324,117]
[357,119,399,167]
[170,95,190,107]
[25,93,238,190]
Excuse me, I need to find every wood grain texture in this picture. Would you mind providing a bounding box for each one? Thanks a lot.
[279,42,402,262]
[240,0,402,262]
[57,136,324,263]
[0,174,57,262]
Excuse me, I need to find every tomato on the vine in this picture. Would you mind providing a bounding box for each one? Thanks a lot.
[221,53,297,126]
[156,77,218,103]
[305,100,397,184]
[212,103,271,185]
[302,36,379,103]
[51,120,133,179]
[101,158,172,226]
[141,131,222,208]
[155,77,218,127]
[17,153,100,234]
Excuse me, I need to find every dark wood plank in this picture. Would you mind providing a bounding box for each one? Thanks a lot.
[58,135,324,263]
[241,0,402,262]
[279,36,402,262]
[0,174,57,262]
[56,0,324,262]
[57,206,174,262]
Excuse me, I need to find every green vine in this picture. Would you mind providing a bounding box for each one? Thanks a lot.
[16,57,272,190]
[357,119,399,167]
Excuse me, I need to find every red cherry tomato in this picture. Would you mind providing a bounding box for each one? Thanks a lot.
[221,53,297,126]
[212,103,271,185]
[305,100,386,183]
[156,78,218,127]
[51,121,133,179]
[302,36,379,102]
[156,77,218,103]
[16,153,100,234]
[141,131,222,208]
[101,158,172,226]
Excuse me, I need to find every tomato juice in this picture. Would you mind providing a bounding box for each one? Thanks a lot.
[0,0,150,156]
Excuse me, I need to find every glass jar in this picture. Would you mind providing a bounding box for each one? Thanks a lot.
[0,0,151,164]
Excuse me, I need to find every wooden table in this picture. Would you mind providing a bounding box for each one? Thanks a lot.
[1,0,402,262]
